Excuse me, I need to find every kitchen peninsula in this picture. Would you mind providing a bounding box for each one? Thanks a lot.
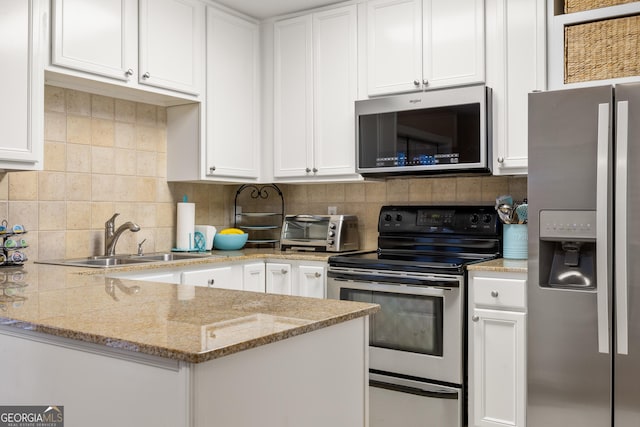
[0,262,378,427]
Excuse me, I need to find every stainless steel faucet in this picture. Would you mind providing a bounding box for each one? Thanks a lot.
[104,213,141,256]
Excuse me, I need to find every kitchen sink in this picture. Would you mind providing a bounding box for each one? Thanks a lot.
[37,252,216,268]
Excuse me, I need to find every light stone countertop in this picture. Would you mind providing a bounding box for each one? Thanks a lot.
[467,258,528,273]
[0,251,379,363]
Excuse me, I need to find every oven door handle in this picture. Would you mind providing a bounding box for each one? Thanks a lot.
[370,373,459,400]
[331,278,448,297]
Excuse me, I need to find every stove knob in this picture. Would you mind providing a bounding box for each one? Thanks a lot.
[470,214,479,224]
[328,239,335,245]
[483,214,493,223]
[385,214,393,221]
[329,223,337,229]
[396,214,403,222]
[328,231,335,237]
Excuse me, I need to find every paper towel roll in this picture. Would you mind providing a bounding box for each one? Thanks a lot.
[176,202,195,250]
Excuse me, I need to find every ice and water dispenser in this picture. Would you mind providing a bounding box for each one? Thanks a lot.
[538,210,597,290]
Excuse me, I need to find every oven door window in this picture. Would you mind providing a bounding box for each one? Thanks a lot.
[282,217,329,240]
[342,289,444,356]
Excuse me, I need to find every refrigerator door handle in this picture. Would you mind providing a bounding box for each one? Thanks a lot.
[616,100,629,355]
[596,102,611,355]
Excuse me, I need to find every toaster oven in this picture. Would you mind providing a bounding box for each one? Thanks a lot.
[280,215,360,252]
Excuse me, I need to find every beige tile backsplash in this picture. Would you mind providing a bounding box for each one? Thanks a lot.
[0,86,527,262]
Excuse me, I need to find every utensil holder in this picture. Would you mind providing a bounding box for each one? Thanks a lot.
[504,224,528,260]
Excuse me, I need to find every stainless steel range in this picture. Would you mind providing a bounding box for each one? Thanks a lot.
[327,205,501,427]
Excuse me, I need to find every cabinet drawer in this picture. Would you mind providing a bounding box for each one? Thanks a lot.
[473,276,526,310]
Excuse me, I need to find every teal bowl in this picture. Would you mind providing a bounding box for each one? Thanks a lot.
[213,233,248,250]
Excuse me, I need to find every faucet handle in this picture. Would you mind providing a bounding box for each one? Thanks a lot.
[106,213,120,227]
[137,239,147,256]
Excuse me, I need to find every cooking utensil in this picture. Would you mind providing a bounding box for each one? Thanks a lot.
[497,203,514,224]
[495,195,513,210]
[515,203,528,224]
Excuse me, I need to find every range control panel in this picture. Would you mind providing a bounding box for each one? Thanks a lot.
[378,205,500,235]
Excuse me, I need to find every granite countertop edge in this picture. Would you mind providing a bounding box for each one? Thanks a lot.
[467,258,528,273]
[0,249,379,364]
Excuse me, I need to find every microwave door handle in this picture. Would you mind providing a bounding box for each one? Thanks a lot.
[336,280,446,297]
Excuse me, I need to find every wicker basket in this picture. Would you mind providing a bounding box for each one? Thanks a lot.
[565,15,640,83]
[565,0,637,14]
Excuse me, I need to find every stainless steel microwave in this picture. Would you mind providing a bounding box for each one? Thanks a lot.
[356,84,492,177]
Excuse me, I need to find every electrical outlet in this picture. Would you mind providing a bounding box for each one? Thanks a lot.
[328,206,337,215]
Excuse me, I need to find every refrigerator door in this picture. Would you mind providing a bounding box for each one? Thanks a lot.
[614,83,640,427]
[528,86,613,427]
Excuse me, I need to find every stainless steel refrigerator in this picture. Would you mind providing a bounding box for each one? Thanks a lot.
[528,83,640,427]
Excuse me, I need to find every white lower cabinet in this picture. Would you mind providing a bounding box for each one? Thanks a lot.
[265,263,293,295]
[469,270,527,427]
[180,265,241,290]
[295,264,326,298]
[109,259,327,297]
[267,261,327,298]
[242,262,266,293]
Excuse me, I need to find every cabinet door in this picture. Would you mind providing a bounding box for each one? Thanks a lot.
[273,15,314,178]
[423,0,484,88]
[205,7,260,179]
[0,0,44,168]
[243,262,266,293]
[366,0,422,96]
[294,265,325,299]
[487,0,546,175]
[51,0,137,81]
[472,308,526,427]
[138,0,204,95]
[312,5,358,177]
[265,263,292,295]
[180,266,241,290]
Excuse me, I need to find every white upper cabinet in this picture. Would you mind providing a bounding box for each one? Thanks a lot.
[139,0,204,95]
[273,15,314,178]
[205,6,260,180]
[273,5,359,181]
[0,0,45,170]
[51,0,137,81]
[366,0,423,95]
[366,0,484,96]
[50,0,204,98]
[486,0,546,175]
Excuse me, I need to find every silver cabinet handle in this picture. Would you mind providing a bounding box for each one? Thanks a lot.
[125,68,134,77]
[314,272,322,278]
[596,102,611,355]
[497,157,505,164]
[142,72,151,79]
[472,315,479,322]
[208,278,215,287]
[413,80,420,86]
[422,79,428,86]
[281,269,288,274]
[209,166,216,173]
[490,290,499,298]
[305,167,311,173]
[312,167,318,173]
